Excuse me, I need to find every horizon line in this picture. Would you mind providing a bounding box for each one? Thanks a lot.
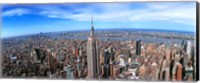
[1,28,196,39]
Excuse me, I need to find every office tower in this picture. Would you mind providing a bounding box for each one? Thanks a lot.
[181,40,187,51]
[108,47,115,61]
[79,46,83,56]
[136,39,141,55]
[87,16,101,78]
[75,47,79,58]
[77,56,83,77]
[72,46,76,56]
[110,62,114,78]
[185,41,196,81]
[165,45,171,81]
[172,54,183,81]
[176,63,183,81]
[172,61,183,81]
[103,49,111,78]
[183,40,193,68]
[153,63,160,80]
[165,67,170,81]
[186,40,192,57]
[159,56,167,80]
[30,48,37,62]
[64,65,74,79]
[139,64,146,80]
[35,47,41,61]
[166,46,171,64]
[113,65,120,78]
[170,59,175,80]
[180,56,186,80]
[41,50,46,63]
[104,49,110,65]
[103,64,110,78]
[47,49,54,73]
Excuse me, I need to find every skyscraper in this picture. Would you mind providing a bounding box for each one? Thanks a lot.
[109,47,115,61]
[103,49,111,78]
[87,16,101,79]
[104,49,110,65]
[47,49,54,74]
[35,48,41,61]
[181,40,187,52]
[77,56,82,77]
[186,41,192,57]
[103,64,110,78]
[64,65,74,79]
[184,40,193,67]
[136,39,141,55]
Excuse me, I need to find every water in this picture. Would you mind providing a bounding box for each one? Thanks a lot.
[2,29,195,44]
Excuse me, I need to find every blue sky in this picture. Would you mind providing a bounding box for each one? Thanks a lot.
[1,2,196,38]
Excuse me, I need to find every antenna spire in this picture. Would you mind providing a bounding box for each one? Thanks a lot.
[90,16,94,35]
[91,16,93,27]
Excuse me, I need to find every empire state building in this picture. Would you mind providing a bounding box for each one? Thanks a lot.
[87,17,101,79]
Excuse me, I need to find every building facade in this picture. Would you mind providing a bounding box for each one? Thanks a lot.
[87,17,101,79]
[136,39,141,56]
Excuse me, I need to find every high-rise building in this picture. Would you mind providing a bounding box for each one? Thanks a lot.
[87,16,101,79]
[77,56,82,77]
[75,47,79,58]
[104,49,110,65]
[108,47,115,61]
[186,40,192,58]
[184,41,193,68]
[176,63,183,81]
[47,49,55,74]
[103,49,111,78]
[170,59,175,80]
[110,62,114,78]
[172,54,183,81]
[64,65,74,79]
[103,64,110,78]
[136,39,141,55]
[165,45,171,81]
[30,48,37,62]
[72,46,76,55]
[181,40,187,51]
[35,48,41,61]
[139,64,146,80]
[79,46,83,56]
[113,65,120,78]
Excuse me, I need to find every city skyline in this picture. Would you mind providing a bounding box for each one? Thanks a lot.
[1,2,197,80]
[2,2,196,38]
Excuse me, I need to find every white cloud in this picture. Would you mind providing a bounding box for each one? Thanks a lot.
[3,3,196,26]
[36,3,195,26]
[2,8,30,17]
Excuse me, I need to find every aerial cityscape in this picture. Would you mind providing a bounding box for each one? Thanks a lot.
[1,2,197,81]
